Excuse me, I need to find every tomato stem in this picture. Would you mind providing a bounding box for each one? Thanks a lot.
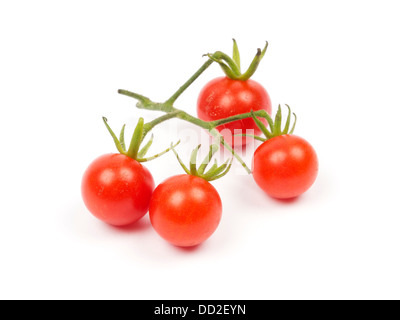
[165,58,214,106]
[117,41,271,174]
[233,133,267,142]
[118,96,267,175]
[208,110,270,127]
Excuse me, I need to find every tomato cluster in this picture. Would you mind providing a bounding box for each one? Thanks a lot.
[81,40,318,248]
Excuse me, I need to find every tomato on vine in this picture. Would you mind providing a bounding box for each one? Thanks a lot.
[197,40,271,147]
[149,144,232,247]
[81,117,178,226]
[250,106,318,199]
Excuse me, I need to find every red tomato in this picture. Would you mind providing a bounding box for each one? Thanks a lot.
[197,76,271,147]
[252,135,318,199]
[149,174,222,247]
[81,153,154,226]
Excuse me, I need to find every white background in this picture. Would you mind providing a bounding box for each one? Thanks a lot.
[1,0,399,300]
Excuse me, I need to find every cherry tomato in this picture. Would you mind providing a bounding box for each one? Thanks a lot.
[81,153,154,226]
[197,76,271,147]
[149,174,222,247]
[252,135,318,199]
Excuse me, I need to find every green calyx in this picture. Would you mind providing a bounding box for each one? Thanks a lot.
[250,104,297,141]
[204,39,268,81]
[102,117,179,162]
[171,144,233,182]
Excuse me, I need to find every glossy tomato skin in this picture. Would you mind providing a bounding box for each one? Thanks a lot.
[197,76,271,147]
[149,174,222,247]
[81,153,155,226]
[252,135,318,199]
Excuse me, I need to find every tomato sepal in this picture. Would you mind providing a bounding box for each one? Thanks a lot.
[245,104,298,141]
[205,40,268,81]
[102,116,179,162]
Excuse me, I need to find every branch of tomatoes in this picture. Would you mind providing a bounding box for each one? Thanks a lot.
[82,39,319,247]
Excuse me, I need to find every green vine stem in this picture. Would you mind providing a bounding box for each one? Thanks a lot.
[118,44,270,174]
[119,87,270,173]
